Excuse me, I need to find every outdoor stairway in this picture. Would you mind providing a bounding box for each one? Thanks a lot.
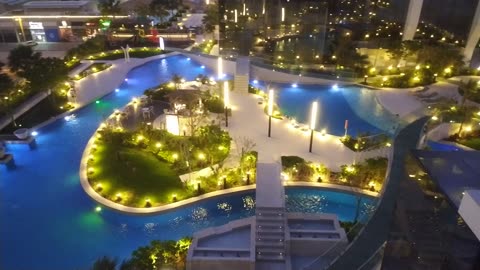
[255,207,287,262]
[234,74,249,94]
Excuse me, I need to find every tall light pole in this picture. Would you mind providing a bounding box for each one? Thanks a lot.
[217,57,223,79]
[224,81,229,127]
[309,101,318,153]
[267,89,274,137]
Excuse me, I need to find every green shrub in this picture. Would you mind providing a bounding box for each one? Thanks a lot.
[203,96,224,113]
[281,156,306,169]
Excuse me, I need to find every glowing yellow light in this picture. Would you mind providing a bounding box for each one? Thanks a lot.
[310,101,318,130]
[415,65,420,70]
[95,183,102,189]
[386,142,392,147]
[413,76,420,81]
[387,65,393,70]
[346,165,355,173]
[281,7,285,22]
[432,115,438,121]
[172,153,179,160]
[382,77,388,82]
[369,67,376,73]
[88,168,94,173]
[218,145,225,150]
[444,67,452,74]
[268,89,274,116]
[95,206,102,212]
[217,57,223,78]
[137,135,144,141]
[198,153,205,160]
[465,126,472,132]
[155,142,162,148]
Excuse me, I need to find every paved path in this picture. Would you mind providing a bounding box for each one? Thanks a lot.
[225,91,389,169]
[72,52,179,108]
[324,117,429,270]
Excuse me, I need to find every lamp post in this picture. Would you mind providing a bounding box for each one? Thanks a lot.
[309,101,318,153]
[159,36,165,50]
[224,81,229,127]
[218,57,223,79]
[267,89,274,137]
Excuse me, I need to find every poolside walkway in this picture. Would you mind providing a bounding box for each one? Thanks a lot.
[324,117,429,270]
[71,52,179,108]
[224,91,390,170]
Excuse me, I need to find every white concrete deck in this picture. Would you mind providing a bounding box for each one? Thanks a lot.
[255,163,284,208]
[72,52,180,108]
[374,88,424,118]
[225,91,388,169]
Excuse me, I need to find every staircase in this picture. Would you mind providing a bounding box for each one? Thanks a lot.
[234,56,250,94]
[234,74,249,94]
[255,207,287,262]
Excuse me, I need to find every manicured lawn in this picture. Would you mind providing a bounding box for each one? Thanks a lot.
[458,137,480,150]
[89,143,192,207]
[90,50,166,60]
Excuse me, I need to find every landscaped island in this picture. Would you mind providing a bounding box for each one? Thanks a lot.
[84,76,258,208]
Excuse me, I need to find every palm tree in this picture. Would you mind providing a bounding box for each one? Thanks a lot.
[457,79,478,136]
[91,256,117,270]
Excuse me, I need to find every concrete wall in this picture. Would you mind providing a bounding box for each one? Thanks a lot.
[458,190,480,241]
[289,238,348,256]
[188,259,254,270]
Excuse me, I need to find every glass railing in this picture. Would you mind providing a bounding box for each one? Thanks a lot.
[301,141,395,270]
[357,241,387,270]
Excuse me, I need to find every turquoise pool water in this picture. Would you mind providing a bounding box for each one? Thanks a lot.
[1,55,376,270]
[253,82,401,136]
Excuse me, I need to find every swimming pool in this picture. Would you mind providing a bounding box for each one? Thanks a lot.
[1,55,376,270]
[427,140,464,151]
[252,82,401,136]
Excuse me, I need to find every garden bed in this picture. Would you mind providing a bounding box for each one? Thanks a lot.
[72,63,112,80]
[86,124,236,208]
[1,94,70,133]
[89,49,166,60]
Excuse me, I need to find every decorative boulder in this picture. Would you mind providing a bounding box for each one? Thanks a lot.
[13,128,30,140]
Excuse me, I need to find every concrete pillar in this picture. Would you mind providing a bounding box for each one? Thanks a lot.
[402,0,424,41]
[464,0,480,64]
